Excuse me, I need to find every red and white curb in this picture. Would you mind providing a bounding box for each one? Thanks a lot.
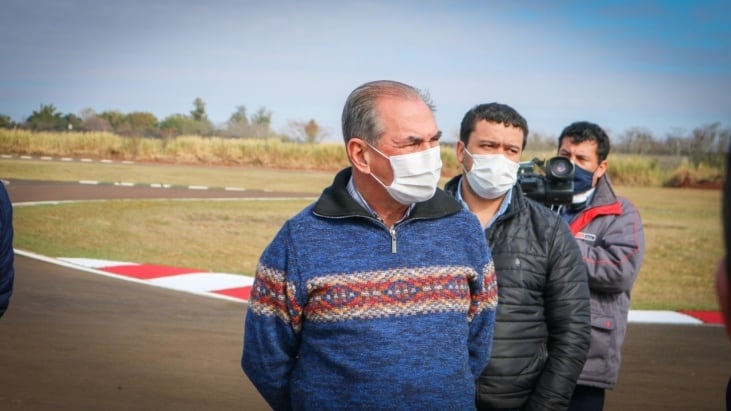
[65,257,255,302]
[15,249,723,325]
[17,250,253,303]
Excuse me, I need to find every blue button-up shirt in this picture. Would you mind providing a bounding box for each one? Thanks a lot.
[455,176,512,230]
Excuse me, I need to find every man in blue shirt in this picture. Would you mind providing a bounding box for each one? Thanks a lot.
[444,103,590,411]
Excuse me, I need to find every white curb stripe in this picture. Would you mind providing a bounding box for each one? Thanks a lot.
[58,257,138,268]
[148,273,254,292]
[627,310,703,324]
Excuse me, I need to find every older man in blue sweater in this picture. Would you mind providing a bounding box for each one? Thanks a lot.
[242,80,498,410]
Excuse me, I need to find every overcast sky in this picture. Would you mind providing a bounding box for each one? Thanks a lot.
[1,0,729,142]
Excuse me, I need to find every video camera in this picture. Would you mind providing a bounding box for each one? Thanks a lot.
[517,157,574,207]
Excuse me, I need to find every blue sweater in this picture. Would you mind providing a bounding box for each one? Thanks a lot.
[242,168,497,411]
[0,181,13,318]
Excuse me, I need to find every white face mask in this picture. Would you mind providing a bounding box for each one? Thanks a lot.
[368,143,442,205]
[463,149,519,200]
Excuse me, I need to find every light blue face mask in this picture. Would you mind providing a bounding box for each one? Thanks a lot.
[573,163,595,194]
[463,149,519,200]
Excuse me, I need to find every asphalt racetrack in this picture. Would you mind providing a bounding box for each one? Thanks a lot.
[1,179,729,410]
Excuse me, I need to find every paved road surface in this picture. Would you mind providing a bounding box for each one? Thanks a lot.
[1,179,729,410]
[0,254,268,410]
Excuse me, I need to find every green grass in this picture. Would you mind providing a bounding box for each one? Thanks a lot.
[5,158,724,310]
[0,158,333,193]
[14,199,312,276]
[614,186,721,309]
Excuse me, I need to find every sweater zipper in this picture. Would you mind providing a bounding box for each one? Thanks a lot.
[376,215,397,253]
[389,226,397,253]
[375,215,397,253]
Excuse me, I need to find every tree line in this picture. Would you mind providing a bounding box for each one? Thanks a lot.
[1,99,728,167]
[0,98,328,143]
[519,124,729,169]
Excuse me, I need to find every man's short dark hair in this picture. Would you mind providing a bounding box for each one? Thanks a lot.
[558,121,611,163]
[459,103,529,149]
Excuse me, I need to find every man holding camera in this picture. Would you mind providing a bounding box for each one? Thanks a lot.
[557,121,645,411]
[444,103,591,411]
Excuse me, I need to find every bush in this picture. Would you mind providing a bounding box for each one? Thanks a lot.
[0,129,724,187]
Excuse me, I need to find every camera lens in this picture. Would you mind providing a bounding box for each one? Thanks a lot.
[549,157,573,178]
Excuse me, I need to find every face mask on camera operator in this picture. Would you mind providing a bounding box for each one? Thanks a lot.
[558,138,608,208]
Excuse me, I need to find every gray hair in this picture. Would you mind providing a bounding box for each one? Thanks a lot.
[341,80,435,145]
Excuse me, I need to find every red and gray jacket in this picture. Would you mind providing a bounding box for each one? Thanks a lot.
[565,175,645,389]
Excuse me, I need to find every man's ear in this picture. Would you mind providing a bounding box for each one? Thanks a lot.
[595,159,608,179]
[456,141,465,164]
[347,138,370,174]
[457,140,471,173]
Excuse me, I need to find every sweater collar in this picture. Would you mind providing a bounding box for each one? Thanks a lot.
[346,175,415,222]
[314,168,463,221]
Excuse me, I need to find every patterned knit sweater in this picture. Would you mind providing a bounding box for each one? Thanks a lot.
[242,168,498,411]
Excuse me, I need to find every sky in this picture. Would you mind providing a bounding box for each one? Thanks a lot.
[1,0,729,142]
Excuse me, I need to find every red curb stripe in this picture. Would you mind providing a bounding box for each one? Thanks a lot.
[102,264,203,279]
[213,287,252,300]
[677,310,724,325]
